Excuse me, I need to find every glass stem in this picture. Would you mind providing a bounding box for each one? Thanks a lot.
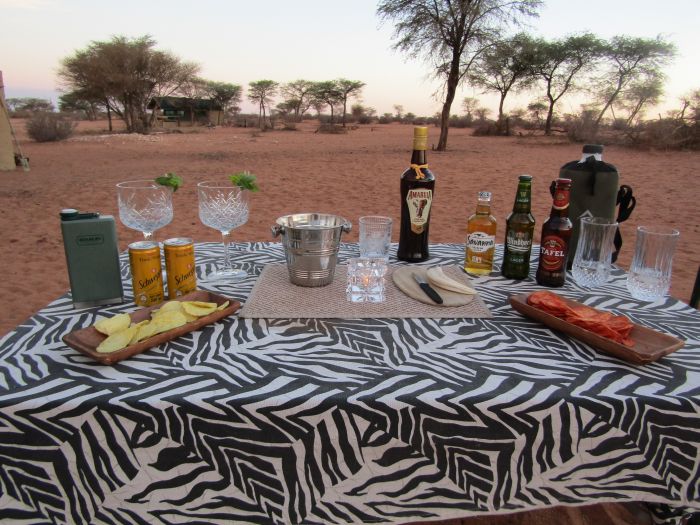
[221,230,232,271]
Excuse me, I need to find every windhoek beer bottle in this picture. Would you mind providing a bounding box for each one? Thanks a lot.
[502,175,535,279]
[397,126,435,262]
[465,191,497,275]
[536,178,573,287]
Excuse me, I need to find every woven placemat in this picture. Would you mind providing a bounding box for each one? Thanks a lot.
[239,264,492,319]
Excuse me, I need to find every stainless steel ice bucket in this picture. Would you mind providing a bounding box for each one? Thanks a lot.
[272,213,352,287]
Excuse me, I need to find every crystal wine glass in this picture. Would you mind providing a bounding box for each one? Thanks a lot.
[197,181,250,280]
[116,180,174,241]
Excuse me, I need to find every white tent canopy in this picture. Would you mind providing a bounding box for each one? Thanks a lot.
[0,71,19,171]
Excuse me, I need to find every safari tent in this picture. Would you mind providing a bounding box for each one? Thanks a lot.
[148,96,224,128]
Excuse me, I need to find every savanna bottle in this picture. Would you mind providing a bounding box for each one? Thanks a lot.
[502,175,535,280]
[464,191,497,275]
[397,126,435,262]
[536,178,573,287]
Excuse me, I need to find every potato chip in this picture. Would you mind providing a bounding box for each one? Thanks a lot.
[132,320,158,343]
[151,311,188,334]
[157,301,184,314]
[216,301,230,311]
[94,313,131,336]
[183,312,199,323]
[182,301,217,317]
[97,326,138,353]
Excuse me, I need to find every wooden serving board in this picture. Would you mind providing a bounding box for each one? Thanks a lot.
[62,290,240,365]
[509,292,684,365]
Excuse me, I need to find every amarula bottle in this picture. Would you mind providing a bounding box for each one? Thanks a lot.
[536,178,573,287]
[464,191,497,275]
[502,175,535,279]
[397,126,435,262]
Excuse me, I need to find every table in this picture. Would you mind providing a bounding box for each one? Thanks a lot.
[1,242,699,525]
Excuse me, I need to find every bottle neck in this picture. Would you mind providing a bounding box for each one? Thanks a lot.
[475,202,491,214]
[411,149,427,165]
[512,184,531,213]
[549,187,571,218]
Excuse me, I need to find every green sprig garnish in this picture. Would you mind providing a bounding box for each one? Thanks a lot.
[229,171,260,192]
[155,172,183,192]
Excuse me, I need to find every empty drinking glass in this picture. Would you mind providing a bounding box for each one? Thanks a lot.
[117,180,174,240]
[626,226,679,301]
[572,217,618,288]
[198,181,250,281]
[359,216,393,259]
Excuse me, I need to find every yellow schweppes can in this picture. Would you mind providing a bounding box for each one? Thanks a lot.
[128,241,164,306]
[164,237,196,299]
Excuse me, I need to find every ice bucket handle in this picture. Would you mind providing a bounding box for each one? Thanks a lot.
[271,224,285,238]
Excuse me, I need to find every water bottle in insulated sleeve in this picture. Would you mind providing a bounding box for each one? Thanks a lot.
[559,144,632,267]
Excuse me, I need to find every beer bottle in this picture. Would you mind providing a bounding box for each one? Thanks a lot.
[502,175,535,279]
[536,178,573,287]
[464,191,497,276]
[397,126,435,262]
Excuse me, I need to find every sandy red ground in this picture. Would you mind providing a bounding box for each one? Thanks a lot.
[2,118,683,523]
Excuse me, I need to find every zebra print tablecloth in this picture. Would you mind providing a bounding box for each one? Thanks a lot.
[1,242,698,525]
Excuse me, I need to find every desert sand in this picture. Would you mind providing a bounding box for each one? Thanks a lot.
[2,118,689,524]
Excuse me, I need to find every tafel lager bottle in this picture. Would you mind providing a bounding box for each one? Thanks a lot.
[397,126,435,262]
[502,175,535,279]
[536,178,573,287]
[464,191,497,276]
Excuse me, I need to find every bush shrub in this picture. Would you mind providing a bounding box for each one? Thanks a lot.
[26,112,76,142]
[472,121,499,136]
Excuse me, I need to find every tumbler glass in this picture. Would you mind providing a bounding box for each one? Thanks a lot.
[571,217,618,288]
[359,216,393,259]
[346,257,388,303]
[626,226,679,301]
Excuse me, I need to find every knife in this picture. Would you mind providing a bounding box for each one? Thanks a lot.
[413,273,444,304]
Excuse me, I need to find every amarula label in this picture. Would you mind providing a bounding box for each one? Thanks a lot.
[406,189,433,234]
[540,235,567,271]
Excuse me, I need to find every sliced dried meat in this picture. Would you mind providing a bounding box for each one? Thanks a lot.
[527,291,634,347]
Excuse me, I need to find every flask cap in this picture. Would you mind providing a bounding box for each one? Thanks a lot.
[582,144,603,154]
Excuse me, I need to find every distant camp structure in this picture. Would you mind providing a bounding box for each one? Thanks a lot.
[148,97,224,128]
[0,70,25,171]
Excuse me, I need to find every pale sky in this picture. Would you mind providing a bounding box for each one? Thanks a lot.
[1,0,699,117]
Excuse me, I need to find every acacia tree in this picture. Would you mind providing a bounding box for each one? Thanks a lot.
[206,81,242,123]
[594,35,675,126]
[468,33,536,131]
[336,79,365,127]
[248,80,278,129]
[58,35,199,133]
[530,33,602,135]
[620,72,664,126]
[378,0,541,151]
[280,80,314,121]
[310,81,343,124]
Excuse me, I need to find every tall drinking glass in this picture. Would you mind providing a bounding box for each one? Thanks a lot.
[198,181,250,281]
[626,226,679,301]
[117,180,173,240]
[571,217,618,288]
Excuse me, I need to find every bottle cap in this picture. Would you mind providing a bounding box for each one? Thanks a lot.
[582,144,603,154]
[478,191,492,201]
[60,208,79,220]
[413,126,428,138]
[518,174,532,181]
